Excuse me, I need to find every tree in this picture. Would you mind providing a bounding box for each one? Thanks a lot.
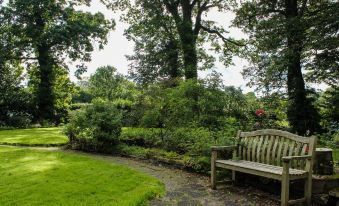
[106,0,243,82]
[124,0,183,85]
[0,62,33,126]
[0,0,114,122]
[88,66,125,101]
[28,66,76,123]
[317,86,339,131]
[233,0,337,135]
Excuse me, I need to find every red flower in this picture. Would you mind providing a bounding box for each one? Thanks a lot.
[305,145,309,154]
[255,109,265,117]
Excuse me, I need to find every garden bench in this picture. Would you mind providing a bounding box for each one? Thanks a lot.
[211,129,317,206]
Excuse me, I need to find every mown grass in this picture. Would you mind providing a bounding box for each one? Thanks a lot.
[0,146,164,206]
[0,127,68,146]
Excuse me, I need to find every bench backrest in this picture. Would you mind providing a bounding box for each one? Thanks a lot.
[235,129,317,169]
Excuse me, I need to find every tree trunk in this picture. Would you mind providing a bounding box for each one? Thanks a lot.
[285,0,320,135]
[35,13,55,122]
[180,30,198,80]
[166,39,180,79]
[179,0,198,80]
[36,44,55,122]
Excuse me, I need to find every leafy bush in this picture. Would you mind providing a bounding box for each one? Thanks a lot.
[5,112,32,128]
[120,127,163,147]
[65,102,122,151]
[121,127,236,156]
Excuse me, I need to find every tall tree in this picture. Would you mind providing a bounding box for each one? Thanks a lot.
[105,0,243,82]
[124,0,182,85]
[233,0,338,135]
[0,0,114,122]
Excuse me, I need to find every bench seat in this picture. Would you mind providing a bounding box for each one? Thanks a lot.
[216,160,308,180]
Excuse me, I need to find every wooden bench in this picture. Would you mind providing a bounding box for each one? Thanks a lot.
[211,129,317,206]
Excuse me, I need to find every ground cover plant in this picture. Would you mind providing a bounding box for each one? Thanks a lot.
[0,127,68,146]
[0,146,164,206]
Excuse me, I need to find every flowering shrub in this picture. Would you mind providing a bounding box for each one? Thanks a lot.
[255,109,265,117]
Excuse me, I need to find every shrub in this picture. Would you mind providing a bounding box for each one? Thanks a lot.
[120,127,163,147]
[5,112,32,128]
[163,127,235,155]
[65,102,122,151]
[120,127,236,155]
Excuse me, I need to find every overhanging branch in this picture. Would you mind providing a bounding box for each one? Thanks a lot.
[200,25,245,46]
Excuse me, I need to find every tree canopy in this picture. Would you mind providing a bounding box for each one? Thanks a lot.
[107,0,244,84]
[233,0,338,135]
[0,0,114,122]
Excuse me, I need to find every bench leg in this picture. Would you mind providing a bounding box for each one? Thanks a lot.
[281,173,289,206]
[304,175,312,206]
[211,151,217,189]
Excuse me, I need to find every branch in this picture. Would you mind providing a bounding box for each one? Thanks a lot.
[164,0,182,26]
[266,9,285,15]
[200,25,245,46]
[193,1,208,35]
[190,0,198,9]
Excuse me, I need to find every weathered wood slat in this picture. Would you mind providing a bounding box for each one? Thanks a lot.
[251,137,258,162]
[247,137,253,161]
[299,144,308,169]
[261,135,269,163]
[266,135,274,164]
[256,136,264,162]
[240,129,310,143]
[294,143,303,169]
[271,136,279,165]
[238,137,244,158]
[277,137,284,166]
[242,137,248,160]
[282,138,290,159]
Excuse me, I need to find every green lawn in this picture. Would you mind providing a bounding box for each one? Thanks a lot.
[0,146,164,206]
[0,127,68,146]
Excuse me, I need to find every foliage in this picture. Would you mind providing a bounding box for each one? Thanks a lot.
[0,146,164,206]
[28,65,76,123]
[0,127,68,146]
[72,79,93,104]
[120,127,163,147]
[121,127,235,156]
[65,101,122,150]
[0,63,34,127]
[87,66,141,126]
[317,86,339,131]
[88,66,124,101]
[116,0,243,83]
[0,0,114,122]
[232,0,334,135]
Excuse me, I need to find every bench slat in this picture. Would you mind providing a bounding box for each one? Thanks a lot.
[266,135,274,164]
[256,136,264,162]
[246,137,253,161]
[261,135,268,163]
[216,160,308,177]
[282,138,290,161]
[271,136,279,165]
[251,137,258,162]
[240,129,310,144]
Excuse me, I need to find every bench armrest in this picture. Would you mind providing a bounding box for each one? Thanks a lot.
[211,145,236,152]
[282,155,312,162]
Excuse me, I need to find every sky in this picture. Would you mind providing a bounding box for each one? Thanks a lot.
[73,0,255,92]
